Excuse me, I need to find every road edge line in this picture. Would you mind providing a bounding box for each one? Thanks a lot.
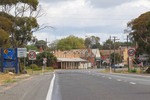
[46,72,55,100]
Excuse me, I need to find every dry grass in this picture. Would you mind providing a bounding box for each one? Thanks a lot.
[0,73,17,85]
[26,69,53,75]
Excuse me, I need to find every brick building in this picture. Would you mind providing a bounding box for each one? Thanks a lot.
[53,48,97,69]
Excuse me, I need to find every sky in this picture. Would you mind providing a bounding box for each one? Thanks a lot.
[34,0,150,44]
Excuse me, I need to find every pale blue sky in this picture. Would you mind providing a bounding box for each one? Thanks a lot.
[34,0,150,44]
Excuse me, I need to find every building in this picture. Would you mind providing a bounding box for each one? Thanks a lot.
[53,48,100,69]
[100,47,129,65]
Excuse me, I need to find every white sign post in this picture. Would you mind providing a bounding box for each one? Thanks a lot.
[17,48,27,58]
[17,48,27,73]
[28,50,36,74]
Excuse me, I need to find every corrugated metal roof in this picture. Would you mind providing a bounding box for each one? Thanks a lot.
[57,58,88,62]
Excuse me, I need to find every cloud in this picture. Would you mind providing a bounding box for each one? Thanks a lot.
[34,0,150,43]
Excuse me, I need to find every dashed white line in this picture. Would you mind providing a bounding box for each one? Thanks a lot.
[46,72,55,100]
[129,82,136,85]
[108,77,112,79]
[117,79,122,81]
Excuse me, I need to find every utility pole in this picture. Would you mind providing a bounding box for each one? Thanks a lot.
[113,36,119,72]
[127,35,129,71]
[113,36,116,72]
[109,36,112,73]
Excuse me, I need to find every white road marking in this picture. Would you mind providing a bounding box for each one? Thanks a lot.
[102,76,105,78]
[130,82,136,85]
[117,79,122,81]
[108,77,112,79]
[46,72,55,100]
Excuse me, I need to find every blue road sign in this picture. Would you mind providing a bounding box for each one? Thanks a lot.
[4,49,15,60]
[4,62,15,67]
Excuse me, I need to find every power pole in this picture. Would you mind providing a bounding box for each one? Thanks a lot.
[109,36,112,73]
[113,36,119,72]
[113,36,116,72]
[127,35,129,71]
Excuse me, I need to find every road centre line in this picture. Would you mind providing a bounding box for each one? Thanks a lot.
[129,82,136,85]
[108,77,112,79]
[46,72,55,100]
[98,73,150,82]
[117,79,122,81]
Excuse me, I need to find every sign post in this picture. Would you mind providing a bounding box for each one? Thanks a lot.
[1,48,18,74]
[128,48,135,68]
[28,50,36,74]
[17,48,27,73]
[128,48,135,58]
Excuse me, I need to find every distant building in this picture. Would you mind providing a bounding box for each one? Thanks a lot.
[100,47,130,65]
[53,48,101,69]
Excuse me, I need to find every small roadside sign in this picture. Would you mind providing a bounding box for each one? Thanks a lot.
[17,48,27,58]
[28,50,36,60]
[128,48,135,58]
[43,58,47,64]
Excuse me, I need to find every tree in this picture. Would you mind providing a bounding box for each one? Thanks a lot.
[127,11,150,55]
[26,44,39,51]
[0,29,10,48]
[111,53,123,65]
[36,52,57,67]
[57,35,85,50]
[35,40,47,50]
[85,36,101,49]
[49,39,59,51]
[102,39,113,50]
[0,0,40,48]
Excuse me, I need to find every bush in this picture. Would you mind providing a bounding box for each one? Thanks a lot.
[146,67,150,73]
[46,67,53,70]
[128,68,137,73]
[34,68,42,71]
[29,64,38,69]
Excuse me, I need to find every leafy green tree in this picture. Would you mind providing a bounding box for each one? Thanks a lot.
[35,40,47,50]
[26,44,39,51]
[36,52,57,67]
[85,36,102,49]
[0,29,10,48]
[111,53,123,65]
[57,35,85,50]
[0,0,40,48]
[127,11,150,55]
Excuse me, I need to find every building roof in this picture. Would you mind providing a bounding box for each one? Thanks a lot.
[92,49,101,58]
[57,58,88,62]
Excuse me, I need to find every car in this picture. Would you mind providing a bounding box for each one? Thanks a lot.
[111,64,119,68]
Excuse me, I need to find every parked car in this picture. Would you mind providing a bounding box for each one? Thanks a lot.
[111,63,124,68]
[111,64,119,68]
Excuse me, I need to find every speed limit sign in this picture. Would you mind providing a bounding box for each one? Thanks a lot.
[128,48,135,58]
[28,50,36,60]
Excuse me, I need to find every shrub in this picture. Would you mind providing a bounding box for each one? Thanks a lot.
[34,68,42,71]
[146,67,150,73]
[128,68,137,73]
[29,64,38,69]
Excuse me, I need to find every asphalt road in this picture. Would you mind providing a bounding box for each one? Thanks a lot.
[53,69,150,100]
[0,72,53,100]
[1,70,150,100]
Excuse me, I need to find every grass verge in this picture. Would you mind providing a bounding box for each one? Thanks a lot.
[26,67,54,75]
[0,73,17,85]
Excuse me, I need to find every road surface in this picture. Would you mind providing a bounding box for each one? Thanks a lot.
[53,69,150,100]
[0,72,53,100]
[1,70,150,100]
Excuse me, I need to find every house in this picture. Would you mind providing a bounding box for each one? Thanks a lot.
[100,47,129,65]
[53,48,100,69]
